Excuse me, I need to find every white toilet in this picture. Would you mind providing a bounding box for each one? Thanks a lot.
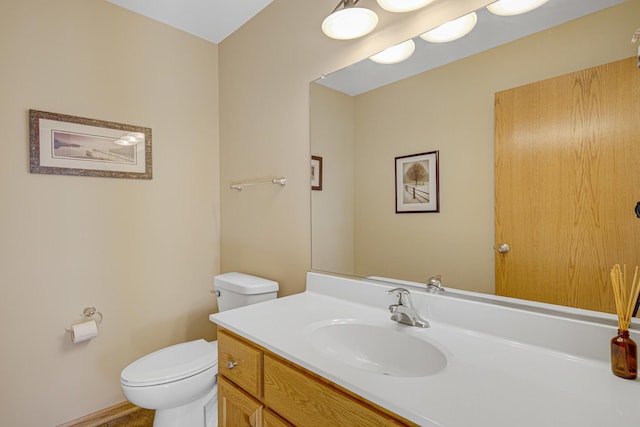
[120,273,279,427]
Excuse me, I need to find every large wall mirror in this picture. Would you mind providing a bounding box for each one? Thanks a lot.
[310,0,639,314]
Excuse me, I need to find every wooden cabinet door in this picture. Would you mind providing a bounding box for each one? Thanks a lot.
[218,375,263,427]
[495,57,640,313]
[264,409,292,427]
[263,354,409,426]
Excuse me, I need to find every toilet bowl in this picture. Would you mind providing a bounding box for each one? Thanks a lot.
[121,340,219,427]
[120,273,278,427]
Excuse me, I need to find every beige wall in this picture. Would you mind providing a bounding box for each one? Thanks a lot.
[6,0,628,424]
[351,2,640,293]
[218,0,493,295]
[310,83,355,275]
[0,1,219,425]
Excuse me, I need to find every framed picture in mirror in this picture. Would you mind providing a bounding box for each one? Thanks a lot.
[311,155,323,191]
[395,151,439,213]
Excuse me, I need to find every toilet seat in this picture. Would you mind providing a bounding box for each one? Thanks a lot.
[121,339,218,387]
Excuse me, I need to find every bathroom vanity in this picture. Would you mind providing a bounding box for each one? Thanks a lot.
[210,272,640,426]
[216,328,414,426]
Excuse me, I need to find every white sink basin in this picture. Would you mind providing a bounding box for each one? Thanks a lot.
[307,321,447,377]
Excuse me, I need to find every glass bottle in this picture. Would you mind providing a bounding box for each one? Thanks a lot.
[611,329,637,379]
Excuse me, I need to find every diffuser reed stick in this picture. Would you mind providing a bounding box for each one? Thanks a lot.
[610,264,640,331]
[610,264,639,379]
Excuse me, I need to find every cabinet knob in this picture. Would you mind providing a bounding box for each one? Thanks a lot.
[497,243,510,253]
[227,360,238,369]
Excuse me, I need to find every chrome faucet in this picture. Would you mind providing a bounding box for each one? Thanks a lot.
[386,288,429,328]
[426,275,445,293]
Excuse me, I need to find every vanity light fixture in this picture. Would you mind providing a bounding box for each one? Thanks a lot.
[419,12,477,43]
[369,39,416,64]
[322,0,379,40]
[486,0,549,16]
[377,0,434,13]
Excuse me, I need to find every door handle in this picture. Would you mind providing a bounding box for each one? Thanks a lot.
[497,243,510,253]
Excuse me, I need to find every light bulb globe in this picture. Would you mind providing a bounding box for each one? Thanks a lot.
[322,7,378,40]
[420,12,477,43]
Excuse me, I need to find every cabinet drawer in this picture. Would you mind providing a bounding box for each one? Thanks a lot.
[218,330,262,398]
[263,355,409,426]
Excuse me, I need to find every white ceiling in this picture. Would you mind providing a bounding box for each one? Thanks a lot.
[105,0,273,44]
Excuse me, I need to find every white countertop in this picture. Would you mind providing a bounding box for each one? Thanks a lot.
[210,272,640,427]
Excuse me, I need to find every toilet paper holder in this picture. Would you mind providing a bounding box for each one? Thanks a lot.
[65,306,103,333]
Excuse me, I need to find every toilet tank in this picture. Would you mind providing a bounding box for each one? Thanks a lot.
[214,272,279,312]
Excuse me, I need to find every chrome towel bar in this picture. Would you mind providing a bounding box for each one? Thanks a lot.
[230,176,287,191]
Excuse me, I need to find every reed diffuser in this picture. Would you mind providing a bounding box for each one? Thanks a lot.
[610,264,640,379]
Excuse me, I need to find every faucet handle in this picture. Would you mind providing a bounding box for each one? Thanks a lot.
[386,287,410,305]
[426,275,445,292]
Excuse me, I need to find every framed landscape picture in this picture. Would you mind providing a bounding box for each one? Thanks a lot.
[395,151,439,213]
[29,110,152,179]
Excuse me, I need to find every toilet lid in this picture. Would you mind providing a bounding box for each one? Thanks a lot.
[121,339,218,387]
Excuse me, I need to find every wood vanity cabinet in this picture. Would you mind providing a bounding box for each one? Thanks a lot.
[217,327,417,427]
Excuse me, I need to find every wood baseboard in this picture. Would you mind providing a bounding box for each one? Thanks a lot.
[57,401,154,427]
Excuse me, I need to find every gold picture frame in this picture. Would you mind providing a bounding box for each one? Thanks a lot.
[29,109,152,179]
